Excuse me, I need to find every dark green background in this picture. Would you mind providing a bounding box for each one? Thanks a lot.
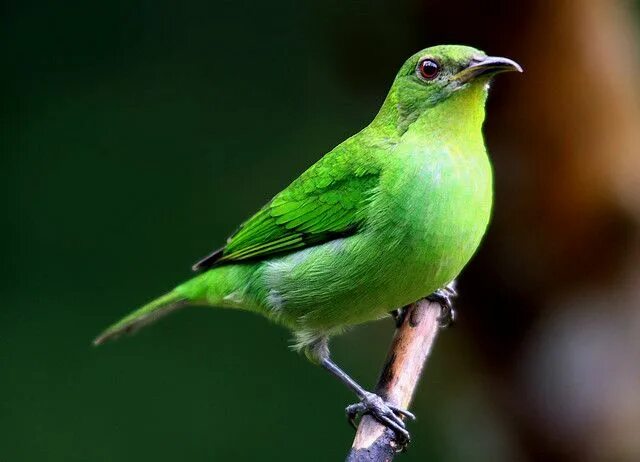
[6,1,634,461]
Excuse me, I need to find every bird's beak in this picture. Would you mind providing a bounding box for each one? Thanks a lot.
[452,56,523,86]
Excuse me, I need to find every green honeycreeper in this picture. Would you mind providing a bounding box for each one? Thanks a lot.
[95,45,521,441]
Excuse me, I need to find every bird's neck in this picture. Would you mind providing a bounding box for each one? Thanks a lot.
[370,83,489,142]
[414,86,488,146]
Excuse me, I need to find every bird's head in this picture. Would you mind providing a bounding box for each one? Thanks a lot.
[377,45,522,133]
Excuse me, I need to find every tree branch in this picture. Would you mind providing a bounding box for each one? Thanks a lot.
[346,299,442,461]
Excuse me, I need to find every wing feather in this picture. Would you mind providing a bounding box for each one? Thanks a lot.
[192,145,380,270]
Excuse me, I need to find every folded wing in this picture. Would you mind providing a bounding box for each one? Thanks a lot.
[193,149,380,270]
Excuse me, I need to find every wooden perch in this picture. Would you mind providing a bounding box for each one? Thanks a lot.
[346,299,442,461]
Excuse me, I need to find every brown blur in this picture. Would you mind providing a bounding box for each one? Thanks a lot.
[417,1,640,460]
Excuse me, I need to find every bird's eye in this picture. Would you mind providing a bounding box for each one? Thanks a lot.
[418,59,440,80]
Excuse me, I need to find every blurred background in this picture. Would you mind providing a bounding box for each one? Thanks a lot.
[3,1,640,460]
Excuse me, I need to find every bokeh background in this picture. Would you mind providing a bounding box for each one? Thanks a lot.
[3,1,640,460]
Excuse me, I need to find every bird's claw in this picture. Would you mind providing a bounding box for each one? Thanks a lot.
[389,306,410,328]
[345,391,415,449]
[428,281,458,328]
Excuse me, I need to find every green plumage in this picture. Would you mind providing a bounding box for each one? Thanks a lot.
[95,45,519,353]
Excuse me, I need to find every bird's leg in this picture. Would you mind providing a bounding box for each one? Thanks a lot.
[308,338,415,445]
[427,280,458,328]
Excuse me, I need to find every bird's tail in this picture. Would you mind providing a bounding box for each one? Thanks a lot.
[93,291,187,345]
[93,265,256,346]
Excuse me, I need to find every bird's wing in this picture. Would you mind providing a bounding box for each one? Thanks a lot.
[193,147,380,270]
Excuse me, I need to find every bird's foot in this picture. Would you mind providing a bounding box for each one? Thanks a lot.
[346,391,415,449]
[427,281,458,328]
[389,305,410,328]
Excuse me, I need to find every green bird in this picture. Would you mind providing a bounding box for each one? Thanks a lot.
[95,45,521,441]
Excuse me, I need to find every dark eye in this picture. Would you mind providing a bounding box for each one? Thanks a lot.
[418,59,440,80]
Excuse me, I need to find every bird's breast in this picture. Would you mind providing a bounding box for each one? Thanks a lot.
[373,140,493,288]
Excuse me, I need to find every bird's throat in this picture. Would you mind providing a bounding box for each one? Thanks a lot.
[410,83,488,139]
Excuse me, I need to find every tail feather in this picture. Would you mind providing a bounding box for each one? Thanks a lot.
[94,264,258,346]
[93,291,187,346]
